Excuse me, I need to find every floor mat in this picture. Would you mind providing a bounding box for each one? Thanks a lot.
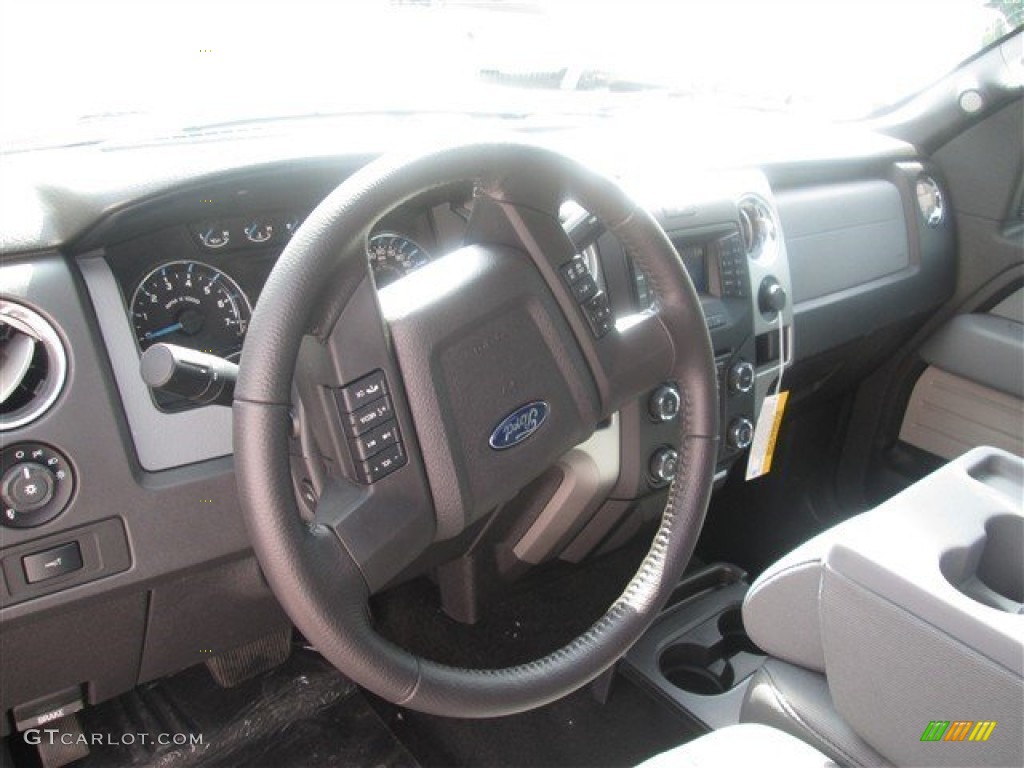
[19,648,419,768]
[368,538,703,767]
[370,676,698,768]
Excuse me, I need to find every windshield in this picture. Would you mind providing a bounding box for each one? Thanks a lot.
[1,0,1017,152]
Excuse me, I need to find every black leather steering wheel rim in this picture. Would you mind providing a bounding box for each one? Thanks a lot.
[234,142,719,717]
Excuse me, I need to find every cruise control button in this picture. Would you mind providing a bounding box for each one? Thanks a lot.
[359,443,407,483]
[559,259,589,284]
[350,420,400,461]
[337,371,388,413]
[584,293,612,320]
[22,542,83,584]
[569,274,598,303]
[344,396,393,437]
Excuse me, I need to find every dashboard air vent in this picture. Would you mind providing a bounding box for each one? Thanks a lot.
[0,300,67,431]
[737,196,779,261]
[915,176,945,227]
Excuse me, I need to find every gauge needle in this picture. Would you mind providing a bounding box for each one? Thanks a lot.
[144,321,184,340]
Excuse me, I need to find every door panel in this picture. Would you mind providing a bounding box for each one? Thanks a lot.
[900,366,1022,460]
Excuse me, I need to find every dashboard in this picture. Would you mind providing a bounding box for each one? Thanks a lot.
[0,132,957,737]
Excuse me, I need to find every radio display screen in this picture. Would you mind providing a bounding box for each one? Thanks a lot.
[632,237,712,308]
[675,242,707,293]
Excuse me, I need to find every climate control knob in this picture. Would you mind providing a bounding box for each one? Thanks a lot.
[727,418,754,450]
[648,384,681,422]
[648,446,680,486]
[728,361,755,394]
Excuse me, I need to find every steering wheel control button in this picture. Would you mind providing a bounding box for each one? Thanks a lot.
[337,370,388,413]
[559,258,589,284]
[334,372,407,483]
[1,443,74,528]
[583,292,614,338]
[649,384,682,422]
[350,421,400,461]
[21,541,83,584]
[727,417,755,450]
[728,360,755,394]
[359,443,407,484]
[560,258,600,303]
[569,274,598,303]
[341,395,394,437]
[648,446,680,487]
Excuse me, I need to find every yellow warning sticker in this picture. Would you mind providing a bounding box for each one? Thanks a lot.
[745,390,789,480]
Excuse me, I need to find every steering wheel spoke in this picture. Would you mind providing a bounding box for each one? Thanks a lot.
[465,171,682,420]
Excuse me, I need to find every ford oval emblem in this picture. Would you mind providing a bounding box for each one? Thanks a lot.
[489,401,549,450]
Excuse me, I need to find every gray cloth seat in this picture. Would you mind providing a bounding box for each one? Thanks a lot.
[636,723,839,767]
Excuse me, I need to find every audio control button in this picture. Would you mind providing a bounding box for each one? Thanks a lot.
[728,361,755,394]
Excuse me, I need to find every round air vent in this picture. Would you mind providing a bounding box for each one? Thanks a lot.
[737,196,779,261]
[915,176,945,227]
[0,300,67,431]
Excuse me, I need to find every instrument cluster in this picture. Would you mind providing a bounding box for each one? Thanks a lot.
[123,212,437,367]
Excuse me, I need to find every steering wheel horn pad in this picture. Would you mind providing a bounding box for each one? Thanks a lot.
[234,142,718,717]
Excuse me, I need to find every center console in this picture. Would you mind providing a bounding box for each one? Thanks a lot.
[614,170,795,493]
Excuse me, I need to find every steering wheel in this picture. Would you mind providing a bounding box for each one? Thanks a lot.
[233,142,718,718]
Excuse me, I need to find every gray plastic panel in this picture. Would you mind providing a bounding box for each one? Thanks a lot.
[920,313,1024,399]
[77,253,233,470]
[779,180,909,303]
[774,165,955,361]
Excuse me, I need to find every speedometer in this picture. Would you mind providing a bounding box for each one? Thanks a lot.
[130,261,252,360]
[367,233,430,288]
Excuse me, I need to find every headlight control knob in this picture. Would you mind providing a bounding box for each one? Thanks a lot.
[649,446,680,486]
[727,418,754,450]
[728,360,755,394]
[1,443,74,528]
[648,384,681,422]
[2,463,55,512]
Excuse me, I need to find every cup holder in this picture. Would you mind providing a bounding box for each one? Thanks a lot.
[942,514,1024,613]
[658,605,765,695]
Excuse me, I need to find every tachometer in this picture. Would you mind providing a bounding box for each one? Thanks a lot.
[367,233,430,288]
[130,261,252,359]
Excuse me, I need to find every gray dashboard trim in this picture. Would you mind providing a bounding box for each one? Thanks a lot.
[778,180,909,304]
[920,313,1024,399]
[78,253,233,471]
